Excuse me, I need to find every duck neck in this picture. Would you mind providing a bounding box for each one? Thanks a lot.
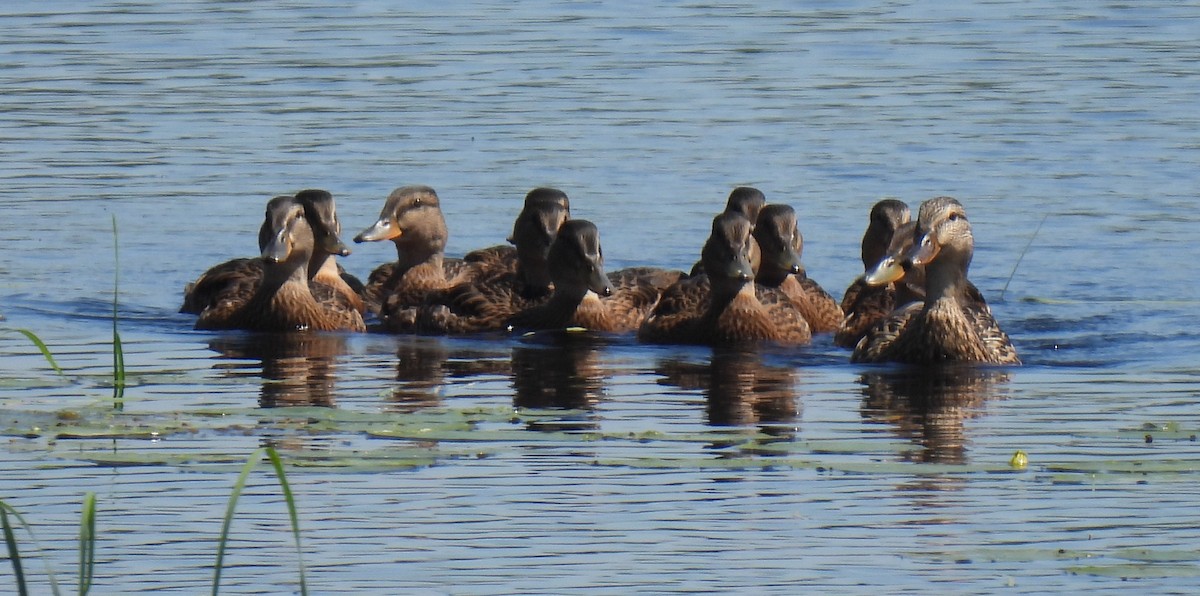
[924,258,968,307]
[704,277,751,318]
[260,251,310,294]
[307,250,334,281]
[755,264,792,288]
[517,254,553,296]
[393,240,446,282]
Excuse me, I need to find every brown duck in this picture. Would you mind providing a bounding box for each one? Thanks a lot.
[354,185,478,328]
[752,204,843,334]
[404,190,572,334]
[462,187,571,295]
[851,197,1020,365]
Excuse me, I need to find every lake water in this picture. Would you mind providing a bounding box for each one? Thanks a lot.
[2,1,1200,593]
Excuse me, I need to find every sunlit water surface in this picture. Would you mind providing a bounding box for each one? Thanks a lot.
[2,1,1200,593]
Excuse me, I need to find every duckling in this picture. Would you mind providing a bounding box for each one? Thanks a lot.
[195,196,366,332]
[752,204,843,334]
[851,197,1020,365]
[355,185,476,324]
[638,211,811,346]
[181,190,361,316]
[689,186,766,276]
[506,220,662,333]
[835,199,913,348]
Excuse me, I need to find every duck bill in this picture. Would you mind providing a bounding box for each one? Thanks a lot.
[907,232,941,267]
[778,246,803,275]
[261,229,292,263]
[354,219,399,243]
[726,254,755,282]
[863,255,905,286]
[587,264,613,297]
[320,233,352,256]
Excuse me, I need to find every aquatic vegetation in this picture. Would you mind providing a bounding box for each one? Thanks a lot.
[2,449,305,596]
[1,492,92,596]
[0,328,62,375]
[213,446,306,596]
[111,215,126,404]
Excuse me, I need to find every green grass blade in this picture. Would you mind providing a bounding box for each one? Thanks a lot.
[1,505,28,596]
[78,493,96,596]
[111,215,125,404]
[1,500,62,596]
[7,329,63,375]
[263,446,307,596]
[212,448,264,596]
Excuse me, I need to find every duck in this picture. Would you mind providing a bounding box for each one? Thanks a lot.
[835,199,914,348]
[638,211,811,346]
[689,186,766,276]
[181,189,362,316]
[293,189,366,315]
[506,219,663,333]
[752,203,843,334]
[354,185,478,327]
[462,187,572,293]
[851,197,1020,365]
[195,195,366,332]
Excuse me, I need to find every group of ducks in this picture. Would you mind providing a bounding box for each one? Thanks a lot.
[180,186,1020,366]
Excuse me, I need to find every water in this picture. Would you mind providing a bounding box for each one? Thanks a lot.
[2,1,1199,592]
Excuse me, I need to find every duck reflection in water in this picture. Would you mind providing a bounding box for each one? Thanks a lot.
[389,337,513,411]
[859,366,1012,465]
[389,337,450,411]
[656,347,799,430]
[511,335,605,412]
[208,333,348,408]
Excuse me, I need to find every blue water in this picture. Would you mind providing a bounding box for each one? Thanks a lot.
[2,2,1200,593]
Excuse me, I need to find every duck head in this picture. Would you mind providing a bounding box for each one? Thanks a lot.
[861,198,910,270]
[295,188,351,257]
[753,204,803,284]
[354,185,447,261]
[548,219,613,297]
[701,211,755,294]
[260,196,315,270]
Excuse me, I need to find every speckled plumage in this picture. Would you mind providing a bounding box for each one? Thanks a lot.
[354,185,483,331]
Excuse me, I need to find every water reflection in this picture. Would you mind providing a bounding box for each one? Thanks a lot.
[387,337,515,411]
[390,337,450,411]
[656,347,799,429]
[859,367,1012,465]
[208,333,349,408]
[511,337,605,411]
